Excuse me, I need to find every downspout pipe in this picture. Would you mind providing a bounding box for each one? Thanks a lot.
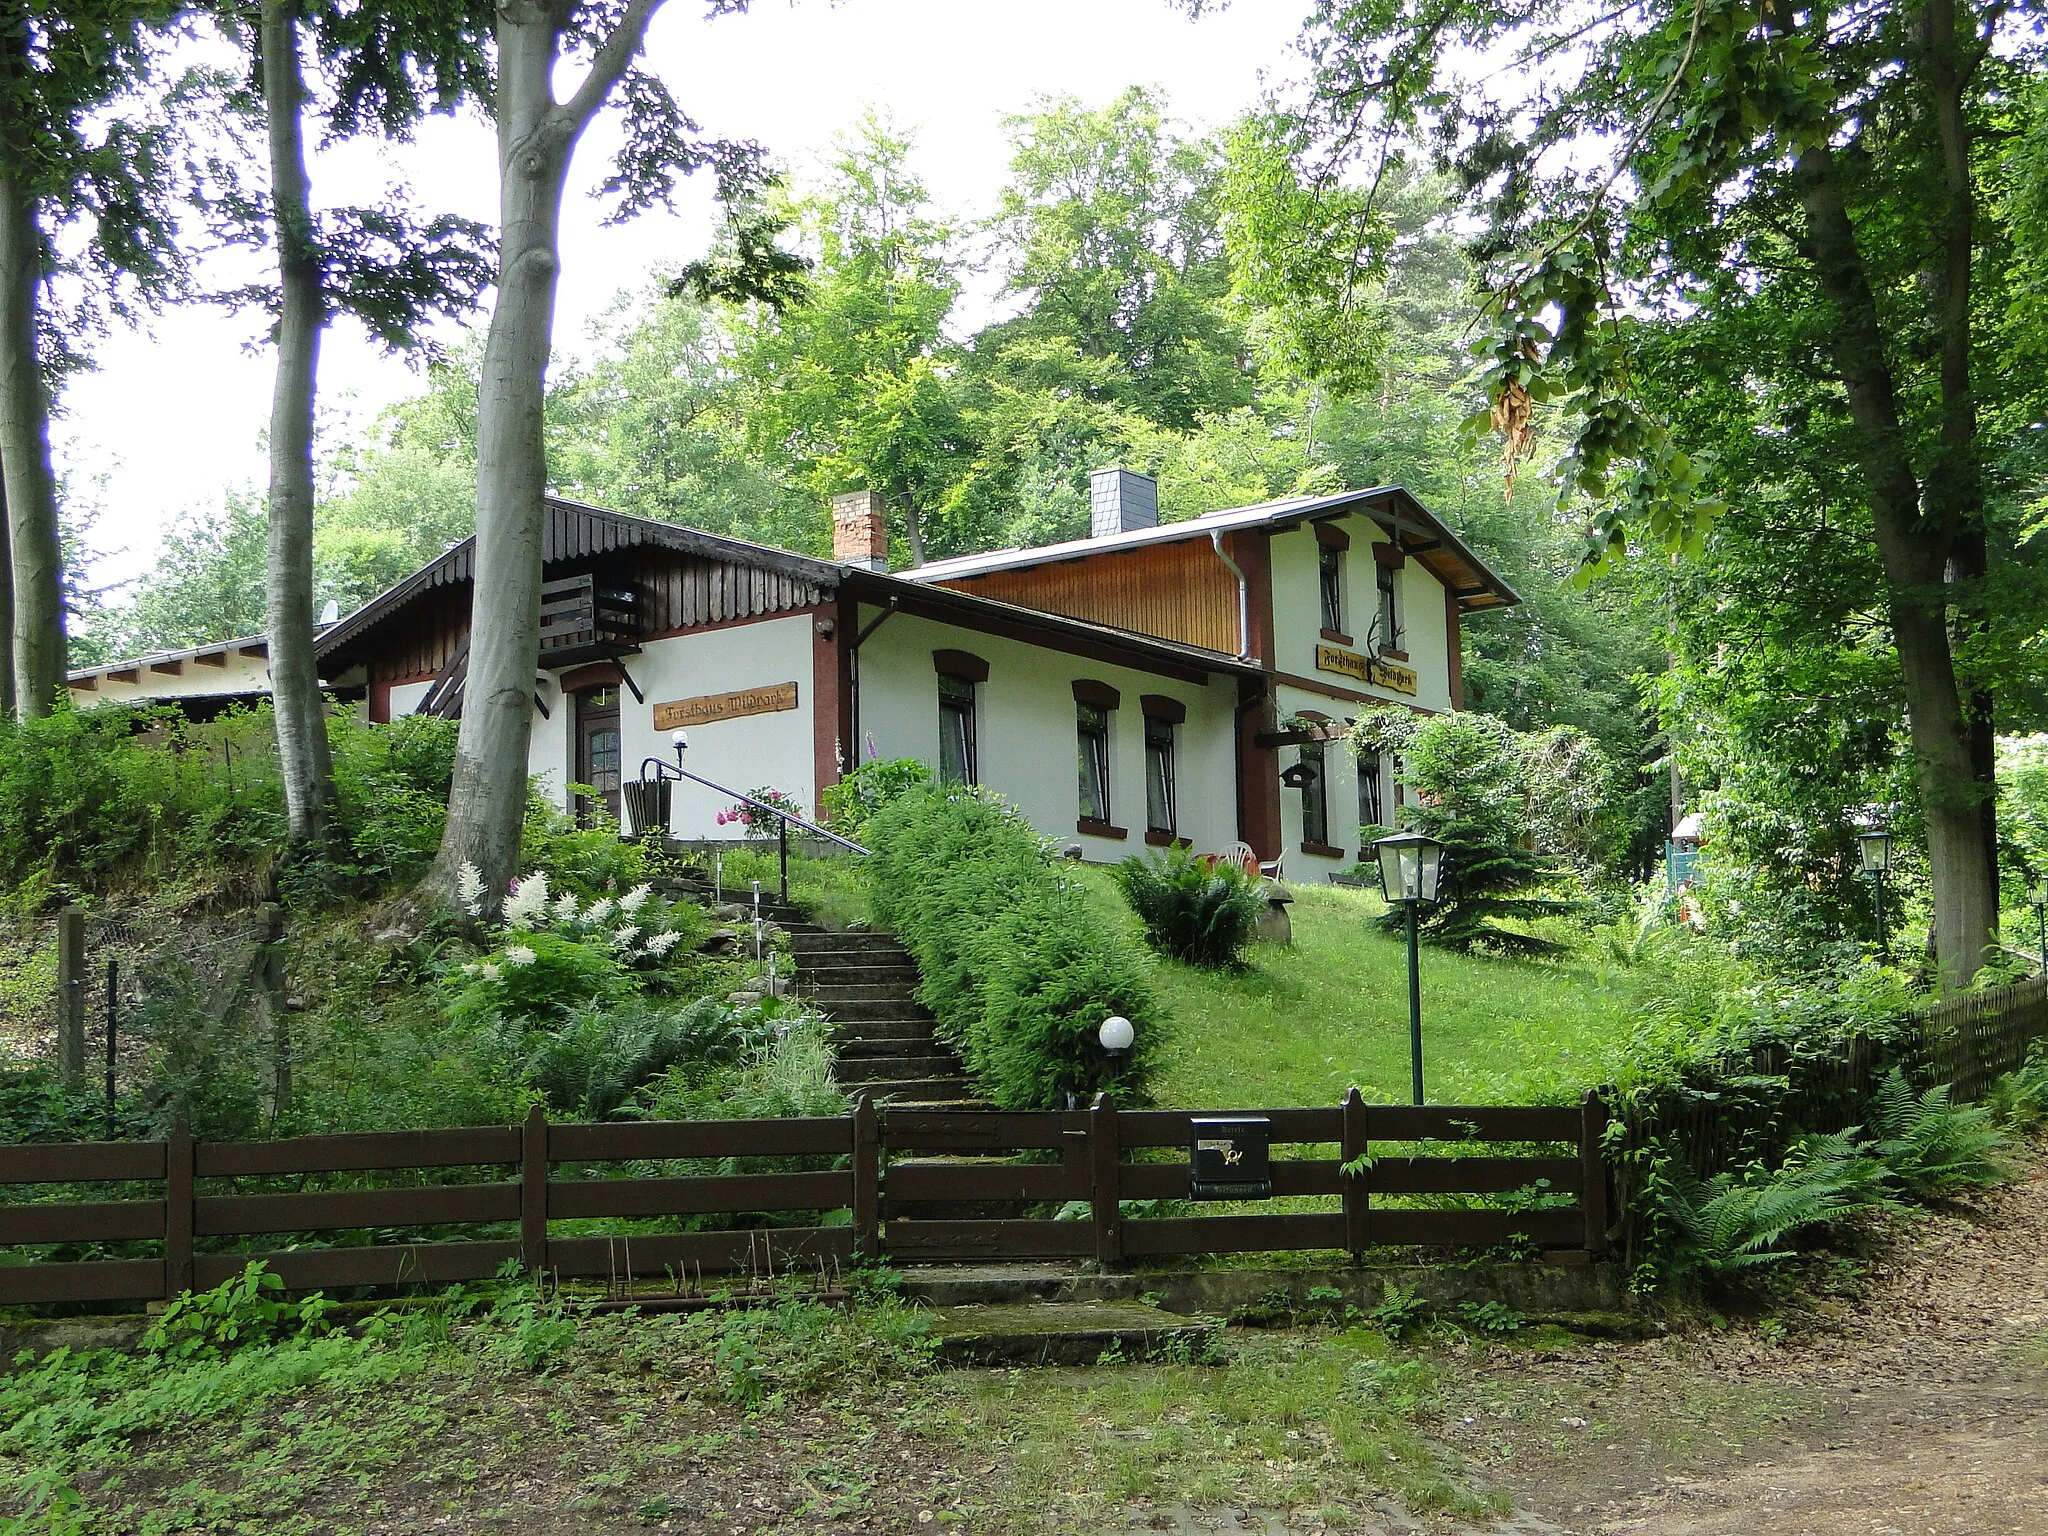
[1209,531,1252,661]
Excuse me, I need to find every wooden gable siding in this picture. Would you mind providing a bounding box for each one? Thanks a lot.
[933,539,1239,655]
[374,546,826,683]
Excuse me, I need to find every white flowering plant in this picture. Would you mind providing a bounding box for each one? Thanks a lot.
[456,864,705,972]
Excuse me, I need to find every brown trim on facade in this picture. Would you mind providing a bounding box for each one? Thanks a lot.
[1273,669,1439,713]
[1445,585,1465,710]
[150,659,184,676]
[1299,840,1346,860]
[1380,648,1410,663]
[1072,678,1122,710]
[1228,530,1277,666]
[830,590,858,790]
[1320,628,1353,646]
[194,652,228,668]
[639,603,826,644]
[933,647,990,683]
[1314,520,1351,551]
[68,674,96,691]
[812,609,845,803]
[1077,817,1129,841]
[1372,540,1406,570]
[558,662,625,695]
[369,679,392,725]
[1138,693,1186,724]
[1145,829,1192,849]
[108,668,138,684]
[1235,674,1282,861]
[1257,721,1353,749]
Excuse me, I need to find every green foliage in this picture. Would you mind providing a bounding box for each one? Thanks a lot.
[1988,1044,2048,1129]
[142,1264,336,1362]
[817,756,933,845]
[676,1285,934,1409]
[1364,1284,1427,1340]
[1869,1071,2009,1198]
[442,930,634,1031]
[866,785,1164,1108]
[1112,844,1266,968]
[1655,1131,1891,1284]
[637,1014,850,1127]
[496,996,776,1119]
[1455,1301,1524,1336]
[1358,711,1580,954]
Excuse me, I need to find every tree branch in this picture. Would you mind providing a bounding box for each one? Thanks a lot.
[559,0,664,132]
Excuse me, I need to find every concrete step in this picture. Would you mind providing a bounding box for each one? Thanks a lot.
[787,930,906,951]
[851,1077,977,1103]
[811,997,934,1023]
[802,982,923,1005]
[791,956,919,976]
[832,1031,945,1057]
[834,1054,960,1084]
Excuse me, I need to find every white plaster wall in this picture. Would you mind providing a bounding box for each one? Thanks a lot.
[613,617,819,839]
[1267,512,1455,714]
[854,606,1240,860]
[389,680,433,718]
[72,651,273,709]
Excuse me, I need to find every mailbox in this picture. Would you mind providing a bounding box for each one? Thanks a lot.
[1188,1116,1273,1201]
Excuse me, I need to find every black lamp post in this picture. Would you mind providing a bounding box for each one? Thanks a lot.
[1857,826,1894,962]
[1370,832,1445,1106]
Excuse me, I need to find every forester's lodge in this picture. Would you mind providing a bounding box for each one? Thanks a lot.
[69,471,1517,867]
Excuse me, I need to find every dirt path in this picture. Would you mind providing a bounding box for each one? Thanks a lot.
[1448,1157,2048,1535]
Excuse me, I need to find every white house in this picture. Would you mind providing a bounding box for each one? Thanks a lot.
[71,471,1518,868]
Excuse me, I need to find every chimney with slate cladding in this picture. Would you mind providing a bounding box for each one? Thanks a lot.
[1089,467,1158,538]
[831,490,889,571]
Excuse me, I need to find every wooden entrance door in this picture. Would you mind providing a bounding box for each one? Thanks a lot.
[574,686,622,824]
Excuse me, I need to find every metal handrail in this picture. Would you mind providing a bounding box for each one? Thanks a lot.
[637,748,867,904]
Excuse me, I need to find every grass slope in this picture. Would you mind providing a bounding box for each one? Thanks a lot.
[1130,881,1636,1108]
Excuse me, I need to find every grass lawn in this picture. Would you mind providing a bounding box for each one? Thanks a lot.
[1133,880,1640,1109]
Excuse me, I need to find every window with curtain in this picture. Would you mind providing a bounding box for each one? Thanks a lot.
[1077,704,1112,823]
[1358,748,1382,830]
[938,673,978,785]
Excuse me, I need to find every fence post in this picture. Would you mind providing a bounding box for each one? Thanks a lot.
[56,906,86,1084]
[165,1116,193,1300]
[1341,1088,1369,1257]
[1579,1089,1609,1259]
[851,1095,879,1265]
[1089,1093,1121,1266]
[521,1103,549,1276]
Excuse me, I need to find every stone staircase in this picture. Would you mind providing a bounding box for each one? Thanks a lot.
[654,867,980,1108]
[785,927,983,1108]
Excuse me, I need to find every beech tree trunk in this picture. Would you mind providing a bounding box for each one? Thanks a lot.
[0,476,14,718]
[425,0,663,905]
[0,145,64,717]
[1793,133,1998,989]
[260,0,337,847]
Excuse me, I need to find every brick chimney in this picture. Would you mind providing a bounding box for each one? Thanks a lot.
[831,490,889,572]
[1090,467,1158,538]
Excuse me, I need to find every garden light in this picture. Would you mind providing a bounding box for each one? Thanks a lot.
[1279,759,1318,790]
[1098,1015,1134,1058]
[1368,831,1445,1107]
[1857,827,1893,877]
[1371,831,1445,906]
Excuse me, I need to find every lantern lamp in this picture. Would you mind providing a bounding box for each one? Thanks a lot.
[1280,759,1319,790]
[1372,832,1446,906]
[1857,827,1893,878]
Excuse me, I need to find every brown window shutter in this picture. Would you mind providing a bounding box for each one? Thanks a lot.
[1314,520,1351,551]
[1072,678,1122,710]
[1139,693,1186,724]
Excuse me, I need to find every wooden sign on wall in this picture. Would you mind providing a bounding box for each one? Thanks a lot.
[653,681,800,731]
[1315,644,1418,697]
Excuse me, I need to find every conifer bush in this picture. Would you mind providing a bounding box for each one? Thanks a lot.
[1113,844,1265,967]
[865,785,1164,1108]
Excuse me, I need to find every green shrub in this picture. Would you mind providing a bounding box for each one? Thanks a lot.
[443,930,634,1029]
[1869,1070,2009,1196]
[1113,845,1266,967]
[1988,1043,2048,1128]
[1653,1130,1890,1283]
[817,757,934,844]
[639,1015,849,1125]
[866,785,1164,1108]
[497,996,774,1118]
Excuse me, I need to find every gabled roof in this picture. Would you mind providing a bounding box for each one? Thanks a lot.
[315,498,1263,686]
[909,485,1520,612]
[67,634,277,690]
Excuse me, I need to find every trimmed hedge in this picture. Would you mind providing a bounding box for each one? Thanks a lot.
[865,785,1164,1109]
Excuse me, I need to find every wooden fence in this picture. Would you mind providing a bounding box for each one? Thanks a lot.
[0,1092,1607,1306]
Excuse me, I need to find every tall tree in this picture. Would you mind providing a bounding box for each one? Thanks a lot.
[1253,0,2048,986]
[223,0,491,846]
[426,0,774,907]
[0,2,181,715]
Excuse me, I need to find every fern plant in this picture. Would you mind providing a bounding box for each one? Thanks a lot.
[1113,845,1267,968]
[1988,1044,2048,1129]
[1661,1130,1889,1282]
[1869,1069,2009,1197]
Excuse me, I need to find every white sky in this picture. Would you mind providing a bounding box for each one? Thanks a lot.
[63,0,1308,588]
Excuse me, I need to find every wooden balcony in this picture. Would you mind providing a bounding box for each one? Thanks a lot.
[539,573,640,667]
